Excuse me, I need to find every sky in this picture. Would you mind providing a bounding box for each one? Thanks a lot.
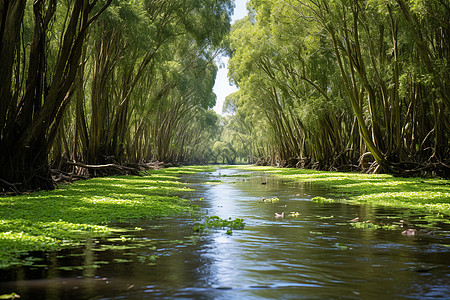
[212,0,249,114]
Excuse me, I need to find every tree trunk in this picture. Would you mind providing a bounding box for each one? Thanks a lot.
[0,0,112,193]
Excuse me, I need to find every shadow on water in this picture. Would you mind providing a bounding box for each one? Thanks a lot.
[1,168,449,299]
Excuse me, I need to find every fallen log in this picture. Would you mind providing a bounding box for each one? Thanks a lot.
[53,173,76,183]
[66,161,141,176]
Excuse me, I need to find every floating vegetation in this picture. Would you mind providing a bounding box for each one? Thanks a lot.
[150,166,216,175]
[309,231,323,235]
[259,197,279,203]
[0,293,20,299]
[312,197,335,203]
[227,166,450,218]
[0,166,209,268]
[317,215,334,219]
[221,173,252,178]
[334,243,350,250]
[113,258,133,263]
[350,221,399,230]
[205,180,223,185]
[58,264,101,271]
[194,216,245,235]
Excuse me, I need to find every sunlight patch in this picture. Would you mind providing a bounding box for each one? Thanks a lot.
[83,196,142,205]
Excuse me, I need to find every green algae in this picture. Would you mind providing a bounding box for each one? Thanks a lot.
[193,216,245,235]
[229,165,450,218]
[205,180,223,185]
[312,196,335,204]
[0,166,211,268]
[350,221,399,230]
[149,165,216,175]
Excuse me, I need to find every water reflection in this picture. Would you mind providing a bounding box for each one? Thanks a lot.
[0,168,449,299]
[188,168,450,299]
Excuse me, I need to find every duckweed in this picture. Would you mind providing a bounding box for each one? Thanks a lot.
[228,166,450,217]
[350,221,400,230]
[312,197,335,203]
[194,216,245,235]
[0,166,210,268]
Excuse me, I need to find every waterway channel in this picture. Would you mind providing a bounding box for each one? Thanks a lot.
[1,168,449,299]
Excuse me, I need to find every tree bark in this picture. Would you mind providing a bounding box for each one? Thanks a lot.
[0,0,112,193]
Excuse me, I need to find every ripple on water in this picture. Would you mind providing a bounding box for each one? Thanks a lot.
[1,169,449,300]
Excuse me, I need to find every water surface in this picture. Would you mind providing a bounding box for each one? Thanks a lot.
[1,168,449,299]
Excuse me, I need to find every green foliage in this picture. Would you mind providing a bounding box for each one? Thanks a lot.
[0,167,207,268]
[44,0,234,174]
[350,221,399,231]
[312,197,335,204]
[228,165,450,217]
[194,216,245,235]
[334,243,350,250]
[226,0,450,172]
[0,293,20,300]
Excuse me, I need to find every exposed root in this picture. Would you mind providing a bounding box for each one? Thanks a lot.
[0,179,22,194]
[50,161,166,184]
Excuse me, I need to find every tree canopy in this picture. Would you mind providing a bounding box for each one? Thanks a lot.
[0,0,234,193]
[226,0,449,176]
[1,0,448,193]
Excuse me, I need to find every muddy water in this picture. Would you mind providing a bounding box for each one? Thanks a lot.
[0,168,449,299]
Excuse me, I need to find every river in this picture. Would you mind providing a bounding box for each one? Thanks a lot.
[1,168,449,299]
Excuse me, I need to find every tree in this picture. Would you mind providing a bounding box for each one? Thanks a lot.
[227,0,449,175]
[0,0,112,193]
[51,0,233,174]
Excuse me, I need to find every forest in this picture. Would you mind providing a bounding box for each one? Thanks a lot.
[224,0,449,176]
[0,0,233,193]
[0,0,449,194]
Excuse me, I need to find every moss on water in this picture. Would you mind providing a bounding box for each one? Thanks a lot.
[148,165,216,175]
[0,166,212,268]
[230,166,450,218]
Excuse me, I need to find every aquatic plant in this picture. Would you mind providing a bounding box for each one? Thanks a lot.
[0,293,20,299]
[334,243,350,250]
[312,197,335,203]
[259,197,279,203]
[228,166,450,218]
[0,167,209,268]
[288,212,300,217]
[205,180,223,185]
[194,216,245,235]
[350,221,399,230]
